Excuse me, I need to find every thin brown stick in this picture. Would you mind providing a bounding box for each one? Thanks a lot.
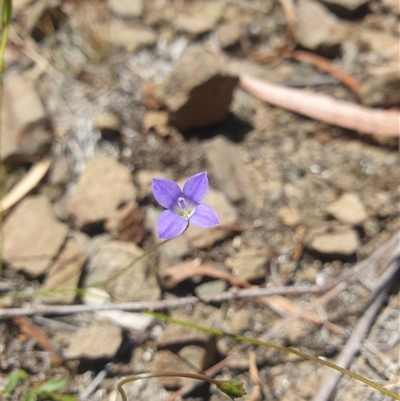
[0,285,325,318]
[290,50,361,95]
[247,351,261,401]
[11,316,63,366]
[1,157,52,212]
[239,74,400,137]
[163,232,400,400]
[1,231,398,319]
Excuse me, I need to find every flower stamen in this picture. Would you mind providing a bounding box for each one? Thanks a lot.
[175,196,195,220]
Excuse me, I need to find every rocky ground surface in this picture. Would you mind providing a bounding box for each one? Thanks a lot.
[1,0,400,401]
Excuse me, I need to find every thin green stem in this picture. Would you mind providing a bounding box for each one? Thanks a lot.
[145,311,400,400]
[2,240,169,300]
[117,372,222,401]
[1,0,12,75]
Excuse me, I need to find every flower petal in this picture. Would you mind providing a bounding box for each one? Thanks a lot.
[157,210,189,239]
[152,178,182,209]
[189,203,220,228]
[183,172,208,204]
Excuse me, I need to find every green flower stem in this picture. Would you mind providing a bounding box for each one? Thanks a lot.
[117,372,245,401]
[1,0,12,75]
[145,311,400,400]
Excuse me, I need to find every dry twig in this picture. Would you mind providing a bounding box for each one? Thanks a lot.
[1,157,51,212]
[11,316,63,366]
[246,351,261,401]
[240,74,400,136]
[312,249,400,401]
[164,232,399,400]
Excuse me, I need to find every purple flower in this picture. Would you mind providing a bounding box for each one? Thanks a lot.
[152,172,220,240]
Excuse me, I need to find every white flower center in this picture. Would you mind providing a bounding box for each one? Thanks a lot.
[175,196,196,220]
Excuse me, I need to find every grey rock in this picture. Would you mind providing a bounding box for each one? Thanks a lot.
[3,195,68,277]
[151,347,210,388]
[185,187,238,248]
[160,45,238,130]
[216,22,241,49]
[294,0,345,56]
[158,304,218,348]
[42,232,88,303]
[135,169,168,200]
[204,136,258,207]
[64,320,122,360]
[48,157,73,186]
[174,1,225,36]
[278,205,301,226]
[359,30,399,54]
[108,0,144,18]
[195,279,227,297]
[142,111,170,136]
[226,248,268,282]
[68,155,137,229]
[2,72,52,164]
[359,61,400,108]
[94,23,156,52]
[104,202,145,243]
[382,0,400,15]
[307,229,359,256]
[84,240,160,302]
[326,193,368,224]
[222,309,252,333]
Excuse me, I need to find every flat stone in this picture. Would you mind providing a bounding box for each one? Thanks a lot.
[226,248,268,282]
[173,1,225,36]
[307,229,359,257]
[278,205,301,226]
[158,304,218,348]
[3,195,68,277]
[136,169,167,200]
[108,0,143,18]
[141,81,162,110]
[48,157,73,186]
[94,23,156,52]
[216,22,241,49]
[68,155,137,229]
[160,45,238,130]
[326,193,368,224]
[64,320,122,360]
[222,309,252,333]
[151,348,208,388]
[83,240,160,302]
[104,202,145,243]
[382,0,400,15]
[320,0,369,16]
[294,0,345,56]
[359,30,399,54]
[143,111,169,136]
[359,61,400,108]
[42,232,88,303]
[204,136,258,207]
[195,279,227,297]
[185,187,238,248]
[2,72,52,164]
